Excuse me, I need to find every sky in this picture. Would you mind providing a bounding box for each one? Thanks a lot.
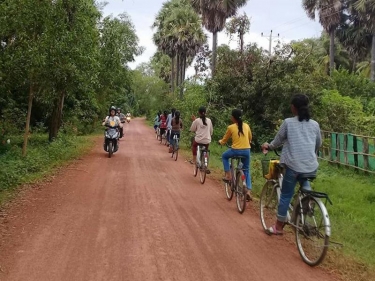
[103,0,323,75]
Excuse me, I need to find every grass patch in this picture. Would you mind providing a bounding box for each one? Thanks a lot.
[177,135,375,280]
[0,133,95,205]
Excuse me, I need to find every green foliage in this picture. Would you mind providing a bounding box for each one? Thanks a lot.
[0,134,93,194]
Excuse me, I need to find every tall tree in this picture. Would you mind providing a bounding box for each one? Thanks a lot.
[352,0,375,81]
[302,0,342,75]
[153,0,205,97]
[190,0,248,75]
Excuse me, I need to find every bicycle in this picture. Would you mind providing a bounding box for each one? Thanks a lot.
[193,144,210,184]
[155,126,160,140]
[259,150,332,266]
[171,134,179,161]
[165,129,171,146]
[222,144,248,214]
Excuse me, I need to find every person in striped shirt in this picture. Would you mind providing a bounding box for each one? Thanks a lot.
[261,94,322,235]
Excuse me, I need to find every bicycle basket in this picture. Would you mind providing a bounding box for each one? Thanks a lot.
[261,158,280,179]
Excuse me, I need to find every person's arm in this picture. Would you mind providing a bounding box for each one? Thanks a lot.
[315,124,322,154]
[180,120,183,129]
[248,125,252,145]
[269,120,287,150]
[219,126,232,145]
[210,120,213,136]
[190,120,197,132]
[102,116,108,126]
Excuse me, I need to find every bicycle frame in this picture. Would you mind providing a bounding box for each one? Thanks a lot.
[196,145,209,168]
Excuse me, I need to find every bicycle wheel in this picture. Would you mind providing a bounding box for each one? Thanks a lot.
[160,133,163,144]
[260,181,279,231]
[295,196,330,266]
[235,171,246,214]
[199,152,207,184]
[224,170,234,201]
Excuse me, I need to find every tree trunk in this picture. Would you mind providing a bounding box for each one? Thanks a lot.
[176,53,180,88]
[171,55,175,93]
[49,91,65,142]
[329,29,335,76]
[179,54,186,100]
[22,83,34,156]
[240,32,244,54]
[371,33,375,82]
[351,55,357,74]
[212,31,218,76]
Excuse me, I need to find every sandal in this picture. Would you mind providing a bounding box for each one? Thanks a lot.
[246,193,252,202]
[222,177,231,183]
[265,225,283,236]
[206,169,211,174]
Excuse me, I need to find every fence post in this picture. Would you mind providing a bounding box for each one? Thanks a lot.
[336,133,340,166]
[344,134,348,166]
[353,135,358,171]
[363,137,369,175]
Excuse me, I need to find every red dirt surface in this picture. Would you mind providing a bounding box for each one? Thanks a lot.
[0,118,339,281]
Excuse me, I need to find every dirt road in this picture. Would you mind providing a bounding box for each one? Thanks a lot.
[0,118,338,281]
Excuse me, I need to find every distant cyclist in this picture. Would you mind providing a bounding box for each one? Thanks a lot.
[169,111,183,153]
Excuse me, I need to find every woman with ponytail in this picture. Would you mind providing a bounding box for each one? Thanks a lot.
[219,109,252,201]
[190,106,213,167]
[261,94,322,235]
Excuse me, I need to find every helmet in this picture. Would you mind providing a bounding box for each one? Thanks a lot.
[109,106,116,115]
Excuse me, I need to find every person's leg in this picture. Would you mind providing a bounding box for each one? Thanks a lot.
[222,149,235,180]
[272,167,298,233]
[192,141,198,164]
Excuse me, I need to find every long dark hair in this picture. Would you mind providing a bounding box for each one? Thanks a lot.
[232,109,244,136]
[174,111,180,124]
[198,106,207,125]
[163,110,168,118]
[291,94,310,122]
[171,108,176,119]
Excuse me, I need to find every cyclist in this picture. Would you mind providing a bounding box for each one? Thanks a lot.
[219,109,252,201]
[154,111,161,133]
[190,106,213,172]
[116,108,126,138]
[261,94,322,235]
[169,110,183,153]
[159,110,168,139]
[166,108,176,146]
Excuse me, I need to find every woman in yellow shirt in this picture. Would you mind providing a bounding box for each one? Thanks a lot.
[219,109,252,200]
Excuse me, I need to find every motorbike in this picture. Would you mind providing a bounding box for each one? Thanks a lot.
[104,120,120,158]
[126,116,131,123]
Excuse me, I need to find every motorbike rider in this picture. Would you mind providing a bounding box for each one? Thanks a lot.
[116,108,126,138]
[102,106,122,150]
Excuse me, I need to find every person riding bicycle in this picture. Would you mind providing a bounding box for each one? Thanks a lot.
[261,94,322,235]
[159,111,168,138]
[166,108,176,146]
[116,108,126,138]
[219,109,252,201]
[190,106,213,172]
[154,111,161,133]
[169,111,183,153]
[126,111,131,118]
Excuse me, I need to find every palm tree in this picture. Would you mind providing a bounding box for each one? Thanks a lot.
[352,0,375,81]
[302,0,342,76]
[190,0,248,75]
[153,0,206,97]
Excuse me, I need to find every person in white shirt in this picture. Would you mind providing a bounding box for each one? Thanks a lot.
[190,106,213,169]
